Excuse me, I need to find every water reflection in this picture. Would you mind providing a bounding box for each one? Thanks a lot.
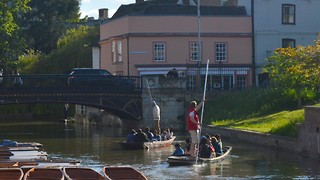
[0,121,319,179]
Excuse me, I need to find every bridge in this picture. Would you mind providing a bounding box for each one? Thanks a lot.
[0,74,143,120]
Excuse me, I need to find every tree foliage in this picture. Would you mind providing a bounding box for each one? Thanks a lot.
[18,25,99,74]
[0,0,30,70]
[20,0,80,53]
[265,39,320,108]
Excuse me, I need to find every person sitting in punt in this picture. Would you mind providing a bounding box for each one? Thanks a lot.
[144,127,154,141]
[172,143,184,156]
[161,129,168,141]
[134,129,149,142]
[152,130,162,141]
[199,136,215,158]
[166,126,174,139]
[212,135,223,156]
[214,134,223,147]
[184,137,192,155]
[126,129,137,142]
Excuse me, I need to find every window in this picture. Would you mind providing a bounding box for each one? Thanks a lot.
[282,4,295,24]
[236,75,247,90]
[118,41,122,62]
[153,42,165,62]
[112,41,116,63]
[282,38,296,48]
[187,75,196,90]
[215,43,227,62]
[190,42,200,61]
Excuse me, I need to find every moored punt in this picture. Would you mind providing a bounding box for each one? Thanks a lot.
[120,136,176,150]
[0,168,23,180]
[0,160,80,168]
[23,167,64,180]
[0,162,38,168]
[4,151,47,157]
[0,146,40,152]
[167,146,232,166]
[63,167,107,180]
[103,166,148,180]
[0,140,43,148]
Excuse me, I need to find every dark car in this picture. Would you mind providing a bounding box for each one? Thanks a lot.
[67,68,135,89]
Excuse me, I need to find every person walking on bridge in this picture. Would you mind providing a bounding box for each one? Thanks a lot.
[153,101,161,135]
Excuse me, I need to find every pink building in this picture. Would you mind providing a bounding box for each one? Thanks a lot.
[100,0,252,90]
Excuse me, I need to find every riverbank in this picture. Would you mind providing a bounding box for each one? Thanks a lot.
[202,106,320,160]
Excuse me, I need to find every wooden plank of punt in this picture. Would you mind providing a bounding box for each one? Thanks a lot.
[0,168,23,180]
[104,166,148,180]
[0,142,43,148]
[23,167,64,180]
[0,162,38,168]
[63,167,107,180]
[0,147,40,152]
[0,160,80,168]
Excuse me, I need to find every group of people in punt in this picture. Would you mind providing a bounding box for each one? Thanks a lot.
[126,126,174,143]
[172,134,223,158]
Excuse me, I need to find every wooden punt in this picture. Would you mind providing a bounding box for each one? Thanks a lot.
[0,141,43,148]
[0,168,23,180]
[0,162,38,168]
[7,151,47,157]
[120,136,176,150]
[0,146,40,151]
[23,167,64,180]
[103,166,148,180]
[0,160,80,169]
[63,167,106,180]
[167,146,232,166]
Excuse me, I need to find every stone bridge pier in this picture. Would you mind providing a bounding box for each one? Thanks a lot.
[140,75,201,132]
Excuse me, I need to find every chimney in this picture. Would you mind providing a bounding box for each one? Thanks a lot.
[136,0,144,3]
[99,8,109,20]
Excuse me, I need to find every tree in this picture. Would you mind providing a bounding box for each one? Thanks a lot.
[20,0,80,53]
[0,0,30,70]
[18,25,99,74]
[266,39,320,108]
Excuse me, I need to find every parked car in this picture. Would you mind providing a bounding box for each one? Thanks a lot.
[67,68,135,89]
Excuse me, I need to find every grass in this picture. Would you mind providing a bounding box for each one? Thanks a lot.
[202,88,320,138]
[210,109,304,137]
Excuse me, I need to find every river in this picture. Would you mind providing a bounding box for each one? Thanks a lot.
[0,120,319,179]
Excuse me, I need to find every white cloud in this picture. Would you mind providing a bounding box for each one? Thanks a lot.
[80,9,98,19]
[81,0,91,4]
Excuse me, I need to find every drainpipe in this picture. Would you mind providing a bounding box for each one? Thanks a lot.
[127,36,130,76]
[251,0,256,86]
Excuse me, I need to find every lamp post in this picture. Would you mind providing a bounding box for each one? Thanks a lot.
[197,0,201,91]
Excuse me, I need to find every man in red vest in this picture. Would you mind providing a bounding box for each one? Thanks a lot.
[187,99,205,157]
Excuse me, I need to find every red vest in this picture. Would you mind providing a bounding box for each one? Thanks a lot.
[187,107,199,130]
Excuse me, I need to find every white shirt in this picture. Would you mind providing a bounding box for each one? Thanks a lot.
[153,104,160,121]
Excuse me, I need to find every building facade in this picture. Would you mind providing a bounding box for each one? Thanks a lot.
[100,0,253,91]
[238,0,320,86]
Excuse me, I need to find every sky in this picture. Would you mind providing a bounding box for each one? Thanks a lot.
[80,0,136,19]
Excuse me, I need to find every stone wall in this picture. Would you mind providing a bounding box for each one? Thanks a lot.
[141,75,202,131]
[298,106,320,159]
[202,106,320,159]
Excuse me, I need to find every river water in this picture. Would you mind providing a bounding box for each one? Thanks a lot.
[0,120,319,179]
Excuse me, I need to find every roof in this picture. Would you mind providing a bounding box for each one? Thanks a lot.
[111,0,247,20]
